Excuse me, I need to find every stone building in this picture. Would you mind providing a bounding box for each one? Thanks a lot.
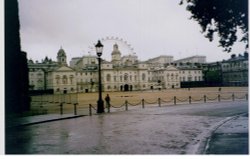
[202,52,248,86]
[173,55,206,64]
[28,47,77,94]
[71,44,149,92]
[28,44,206,94]
[221,53,248,86]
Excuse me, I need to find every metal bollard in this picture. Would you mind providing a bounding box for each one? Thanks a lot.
[74,103,77,115]
[60,103,63,115]
[125,100,128,111]
[218,94,221,102]
[204,95,206,103]
[158,98,161,107]
[232,93,235,101]
[89,104,92,116]
[174,96,176,105]
[142,99,145,108]
[108,104,110,113]
[189,96,191,104]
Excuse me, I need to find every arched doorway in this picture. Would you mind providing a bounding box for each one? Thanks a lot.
[63,88,67,94]
[124,84,129,91]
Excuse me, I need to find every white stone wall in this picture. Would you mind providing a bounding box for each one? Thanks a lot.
[47,68,77,94]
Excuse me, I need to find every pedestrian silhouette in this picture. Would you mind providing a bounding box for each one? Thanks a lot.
[105,94,111,109]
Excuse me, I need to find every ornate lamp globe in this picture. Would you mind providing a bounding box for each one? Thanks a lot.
[95,40,103,57]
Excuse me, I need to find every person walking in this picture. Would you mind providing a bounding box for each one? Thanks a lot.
[105,94,111,112]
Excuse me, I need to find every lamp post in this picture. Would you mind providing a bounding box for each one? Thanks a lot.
[95,40,104,113]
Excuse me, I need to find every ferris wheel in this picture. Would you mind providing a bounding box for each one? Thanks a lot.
[87,36,136,60]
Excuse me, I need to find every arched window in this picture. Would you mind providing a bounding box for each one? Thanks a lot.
[142,73,146,81]
[124,73,128,81]
[70,75,74,84]
[106,74,111,82]
[171,73,174,80]
[55,75,60,84]
[62,75,68,84]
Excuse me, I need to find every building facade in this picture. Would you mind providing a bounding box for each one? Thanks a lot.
[221,53,248,86]
[202,53,248,86]
[28,44,207,94]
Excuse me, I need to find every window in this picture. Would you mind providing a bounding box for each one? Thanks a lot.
[37,73,42,77]
[70,75,74,84]
[171,73,174,80]
[124,73,128,81]
[62,75,68,84]
[142,73,146,81]
[56,75,60,84]
[106,74,111,82]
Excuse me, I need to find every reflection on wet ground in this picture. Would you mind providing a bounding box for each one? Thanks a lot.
[5,101,248,154]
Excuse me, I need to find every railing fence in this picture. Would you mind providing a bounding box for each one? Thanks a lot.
[30,93,248,116]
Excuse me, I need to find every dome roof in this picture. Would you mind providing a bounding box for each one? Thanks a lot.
[57,47,66,57]
[111,43,121,55]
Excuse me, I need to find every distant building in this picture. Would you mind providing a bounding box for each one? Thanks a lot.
[202,62,223,86]
[203,53,248,86]
[28,44,206,94]
[174,55,206,64]
[28,47,77,94]
[221,53,248,86]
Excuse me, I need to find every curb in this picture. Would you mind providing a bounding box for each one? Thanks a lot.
[6,115,86,128]
[197,113,248,154]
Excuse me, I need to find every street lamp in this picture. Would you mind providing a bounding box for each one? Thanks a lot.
[95,40,104,113]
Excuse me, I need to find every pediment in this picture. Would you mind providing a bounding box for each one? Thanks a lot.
[166,65,178,71]
[54,66,74,72]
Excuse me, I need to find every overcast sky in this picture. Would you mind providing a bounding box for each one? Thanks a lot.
[18,0,246,63]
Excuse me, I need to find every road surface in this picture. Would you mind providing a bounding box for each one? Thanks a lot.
[6,101,248,154]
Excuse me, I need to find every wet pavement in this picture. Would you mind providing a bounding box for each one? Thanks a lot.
[5,101,248,154]
[205,113,249,154]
